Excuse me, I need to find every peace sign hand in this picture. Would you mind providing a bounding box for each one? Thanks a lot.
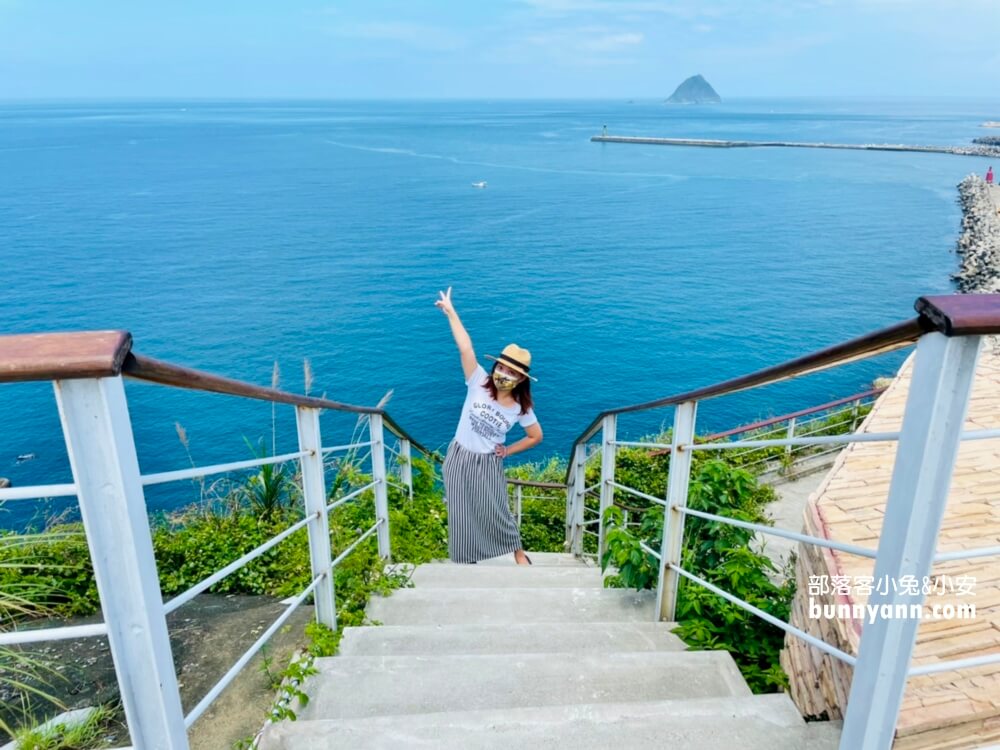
[435,286,456,317]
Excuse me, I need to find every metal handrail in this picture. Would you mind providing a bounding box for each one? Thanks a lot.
[321,440,374,455]
[563,294,1000,748]
[505,478,567,489]
[183,572,326,729]
[698,387,885,442]
[689,431,901,450]
[326,480,380,513]
[566,293,1000,482]
[141,450,309,486]
[162,512,320,616]
[667,563,857,666]
[563,316,924,481]
[608,480,668,507]
[123,354,436,460]
[331,520,383,569]
[0,482,77,502]
[0,330,436,459]
[0,622,109,647]
[676,505,879,559]
[0,328,430,749]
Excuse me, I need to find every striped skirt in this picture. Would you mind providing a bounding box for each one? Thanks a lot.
[443,439,522,563]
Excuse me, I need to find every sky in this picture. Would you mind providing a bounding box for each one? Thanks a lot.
[1,0,999,99]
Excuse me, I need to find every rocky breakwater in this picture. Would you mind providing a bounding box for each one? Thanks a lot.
[954,174,1000,293]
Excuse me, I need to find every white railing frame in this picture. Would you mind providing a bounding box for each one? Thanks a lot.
[656,400,697,621]
[368,413,392,559]
[578,320,995,750]
[54,376,189,750]
[1,332,438,749]
[785,416,796,458]
[163,511,317,616]
[598,415,617,561]
[296,406,336,629]
[140,451,308,486]
[840,332,982,749]
[400,438,413,501]
[570,443,587,555]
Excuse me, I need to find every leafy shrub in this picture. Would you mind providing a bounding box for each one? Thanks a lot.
[0,526,98,619]
[600,455,795,693]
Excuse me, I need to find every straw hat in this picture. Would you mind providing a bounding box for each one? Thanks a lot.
[485,344,538,382]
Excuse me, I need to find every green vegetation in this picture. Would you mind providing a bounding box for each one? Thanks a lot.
[10,706,119,750]
[505,456,568,553]
[595,437,794,693]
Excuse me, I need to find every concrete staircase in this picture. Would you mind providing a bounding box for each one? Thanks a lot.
[258,552,841,749]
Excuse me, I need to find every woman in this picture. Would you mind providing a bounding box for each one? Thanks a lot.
[435,286,543,565]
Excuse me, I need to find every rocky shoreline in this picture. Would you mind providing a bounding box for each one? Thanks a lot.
[954,175,1000,294]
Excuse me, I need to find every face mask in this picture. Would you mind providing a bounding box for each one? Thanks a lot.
[492,371,519,391]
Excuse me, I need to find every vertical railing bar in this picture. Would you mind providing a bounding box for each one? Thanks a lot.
[840,333,982,750]
[296,406,336,630]
[369,413,392,559]
[400,438,413,501]
[657,400,697,622]
[598,414,617,562]
[571,443,587,556]
[54,377,189,749]
[785,416,796,459]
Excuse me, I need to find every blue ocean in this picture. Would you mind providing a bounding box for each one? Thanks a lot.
[2,98,998,527]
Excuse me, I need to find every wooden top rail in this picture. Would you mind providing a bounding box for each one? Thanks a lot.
[0,330,435,460]
[564,294,1000,480]
[0,330,132,383]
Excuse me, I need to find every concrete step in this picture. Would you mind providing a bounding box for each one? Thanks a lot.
[409,563,604,588]
[804,721,842,750]
[365,587,656,625]
[295,650,751,722]
[260,694,840,750]
[338,622,687,656]
[472,551,593,567]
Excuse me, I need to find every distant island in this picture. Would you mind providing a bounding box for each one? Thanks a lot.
[667,75,721,104]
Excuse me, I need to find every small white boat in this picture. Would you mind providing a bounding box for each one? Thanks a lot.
[15,453,36,464]
[471,181,487,189]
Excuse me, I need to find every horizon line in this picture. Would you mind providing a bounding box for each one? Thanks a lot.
[2,94,1000,104]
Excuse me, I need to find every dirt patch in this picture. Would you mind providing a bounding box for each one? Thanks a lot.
[2,594,315,748]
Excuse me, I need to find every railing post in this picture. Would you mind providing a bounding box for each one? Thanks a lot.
[399,438,413,501]
[564,480,574,549]
[841,332,981,750]
[785,416,796,458]
[656,400,698,622]
[571,443,587,555]
[295,406,336,630]
[598,414,617,561]
[368,413,392,559]
[515,484,523,527]
[53,377,189,750]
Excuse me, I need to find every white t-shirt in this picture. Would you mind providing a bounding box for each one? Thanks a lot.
[453,364,538,453]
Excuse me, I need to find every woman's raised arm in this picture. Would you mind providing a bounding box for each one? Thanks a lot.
[436,287,478,381]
